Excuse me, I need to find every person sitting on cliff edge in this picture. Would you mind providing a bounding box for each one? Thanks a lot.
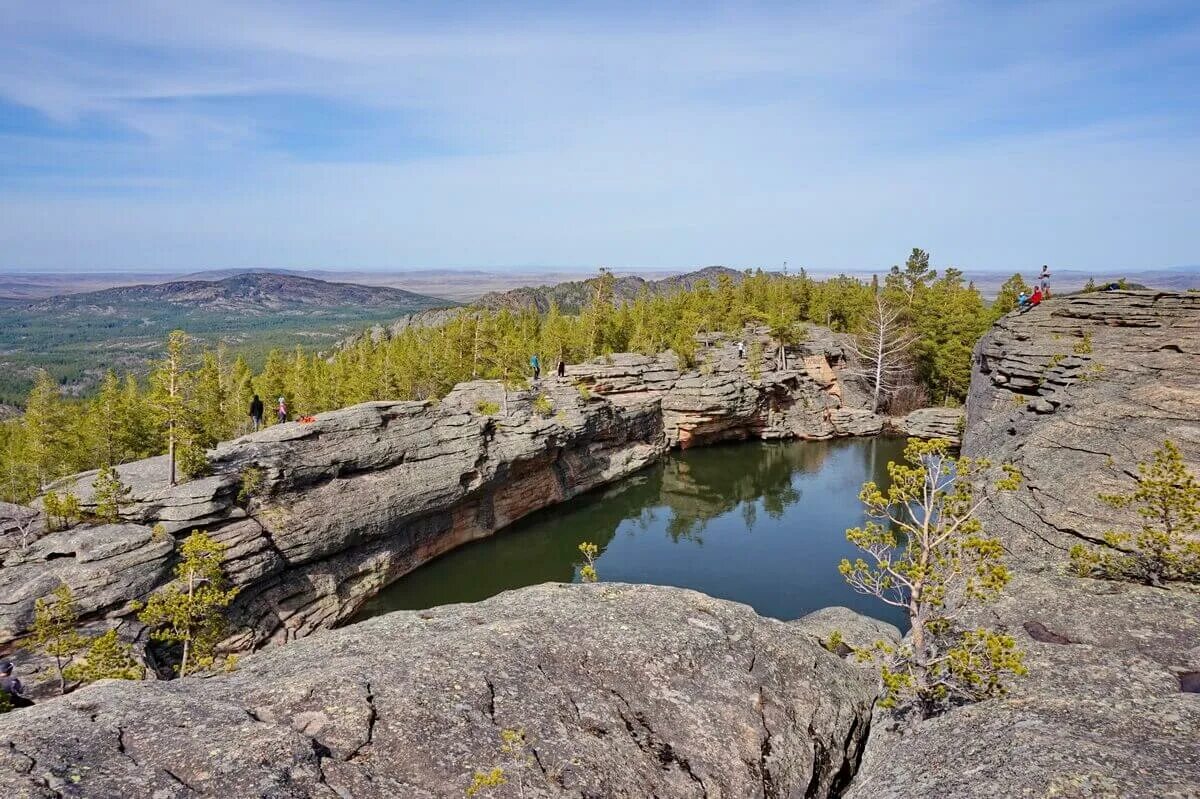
[0,661,33,708]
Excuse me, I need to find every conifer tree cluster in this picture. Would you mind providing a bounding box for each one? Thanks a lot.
[0,260,996,505]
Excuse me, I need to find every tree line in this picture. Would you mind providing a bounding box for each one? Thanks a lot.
[0,255,1006,504]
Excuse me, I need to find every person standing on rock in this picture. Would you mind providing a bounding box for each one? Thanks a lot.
[0,661,33,708]
[276,396,288,425]
[557,359,566,378]
[249,394,264,432]
[1039,265,1051,297]
[530,354,540,381]
[737,341,745,359]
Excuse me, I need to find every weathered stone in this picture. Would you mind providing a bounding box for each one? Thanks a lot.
[0,583,878,799]
[891,407,964,444]
[847,290,1200,798]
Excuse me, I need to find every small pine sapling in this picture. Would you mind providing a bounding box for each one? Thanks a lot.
[137,530,238,677]
[840,438,1026,720]
[92,463,132,523]
[63,630,143,683]
[27,583,86,694]
[1070,440,1200,586]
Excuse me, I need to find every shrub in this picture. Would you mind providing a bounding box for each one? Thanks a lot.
[578,541,600,582]
[93,464,131,523]
[531,394,554,417]
[43,491,81,532]
[475,400,501,416]
[1070,440,1200,586]
[176,440,210,481]
[63,630,143,684]
[237,466,264,504]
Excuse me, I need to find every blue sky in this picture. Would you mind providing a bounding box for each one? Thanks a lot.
[1,1,1197,273]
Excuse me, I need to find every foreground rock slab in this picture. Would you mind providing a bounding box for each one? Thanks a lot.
[0,584,879,798]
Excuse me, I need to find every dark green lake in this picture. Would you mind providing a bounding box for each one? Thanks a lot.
[356,436,908,630]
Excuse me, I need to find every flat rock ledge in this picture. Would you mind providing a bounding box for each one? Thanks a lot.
[0,583,880,799]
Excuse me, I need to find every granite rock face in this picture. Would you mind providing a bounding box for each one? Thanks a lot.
[2,332,903,662]
[847,291,1200,799]
[891,406,964,444]
[0,583,880,799]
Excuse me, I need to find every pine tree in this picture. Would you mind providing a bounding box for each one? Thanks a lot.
[22,370,67,489]
[149,331,190,485]
[27,583,87,694]
[137,530,238,676]
[1070,440,1200,585]
[93,463,131,523]
[992,273,1031,317]
[840,439,1026,720]
[63,630,143,684]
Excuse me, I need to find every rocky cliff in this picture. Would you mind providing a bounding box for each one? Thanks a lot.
[848,291,1200,798]
[1,333,940,668]
[0,583,888,798]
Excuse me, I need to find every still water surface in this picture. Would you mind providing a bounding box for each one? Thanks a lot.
[357,436,908,629]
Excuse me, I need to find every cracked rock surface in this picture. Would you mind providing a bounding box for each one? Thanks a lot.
[0,583,879,798]
[847,291,1200,799]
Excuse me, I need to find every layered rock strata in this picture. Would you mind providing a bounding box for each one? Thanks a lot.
[848,291,1200,798]
[2,334,901,662]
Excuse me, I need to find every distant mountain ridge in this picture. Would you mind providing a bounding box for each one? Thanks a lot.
[0,273,453,403]
[473,265,746,314]
[27,272,450,314]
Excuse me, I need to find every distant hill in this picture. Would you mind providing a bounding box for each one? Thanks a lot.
[26,272,448,315]
[0,273,452,403]
[474,265,746,314]
[341,266,751,348]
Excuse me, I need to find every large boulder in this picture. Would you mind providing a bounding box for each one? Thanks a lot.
[847,291,1200,798]
[0,584,879,798]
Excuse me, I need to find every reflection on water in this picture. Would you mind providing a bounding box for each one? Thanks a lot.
[355,437,909,629]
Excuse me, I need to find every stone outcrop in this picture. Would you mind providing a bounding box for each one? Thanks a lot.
[0,583,880,798]
[2,332,913,667]
[890,406,964,444]
[848,291,1200,798]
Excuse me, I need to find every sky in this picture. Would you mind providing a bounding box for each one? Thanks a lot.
[1,1,1198,274]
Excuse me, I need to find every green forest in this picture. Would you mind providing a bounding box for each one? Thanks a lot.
[0,252,1021,504]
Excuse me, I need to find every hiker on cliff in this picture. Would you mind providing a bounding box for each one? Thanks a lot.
[530,354,540,380]
[276,396,288,424]
[249,394,264,431]
[556,359,566,378]
[1017,290,1029,310]
[737,341,745,359]
[0,661,33,708]
[1029,286,1043,307]
[1039,265,1051,297]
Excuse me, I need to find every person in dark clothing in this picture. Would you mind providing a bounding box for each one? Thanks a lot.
[0,661,33,708]
[556,359,566,378]
[530,354,540,380]
[249,394,264,431]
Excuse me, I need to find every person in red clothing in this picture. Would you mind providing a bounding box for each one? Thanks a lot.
[1029,286,1043,307]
